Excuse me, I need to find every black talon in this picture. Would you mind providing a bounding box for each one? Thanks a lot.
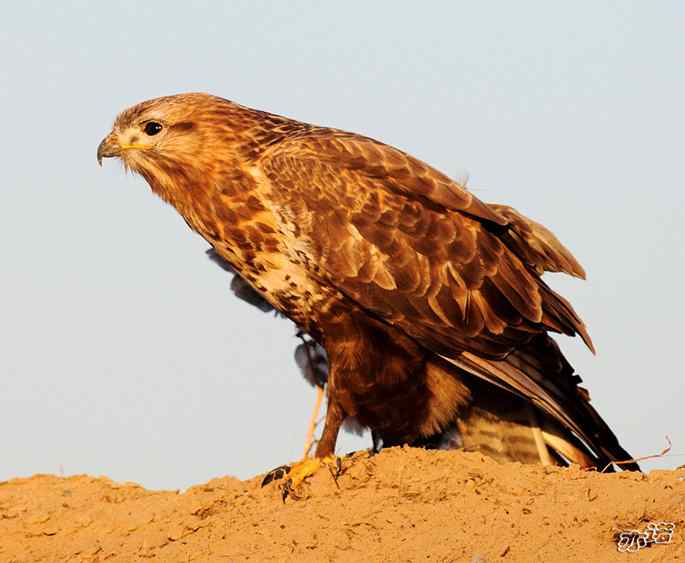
[327,457,343,488]
[261,465,291,487]
[281,480,292,503]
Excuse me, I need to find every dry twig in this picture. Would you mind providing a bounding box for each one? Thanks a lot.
[601,436,672,473]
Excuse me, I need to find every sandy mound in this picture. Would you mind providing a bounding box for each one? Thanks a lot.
[1,448,683,562]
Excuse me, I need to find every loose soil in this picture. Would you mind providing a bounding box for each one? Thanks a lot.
[1,447,683,562]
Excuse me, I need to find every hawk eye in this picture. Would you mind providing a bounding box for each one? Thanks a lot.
[144,121,163,136]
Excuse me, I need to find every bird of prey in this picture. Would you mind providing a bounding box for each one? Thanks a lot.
[205,183,631,472]
[98,93,638,494]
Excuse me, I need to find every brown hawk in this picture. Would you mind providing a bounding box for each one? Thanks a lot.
[98,93,638,494]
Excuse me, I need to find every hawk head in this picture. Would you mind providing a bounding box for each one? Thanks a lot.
[97,93,217,166]
[97,93,256,205]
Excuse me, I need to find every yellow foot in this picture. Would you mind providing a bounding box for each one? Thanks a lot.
[261,455,342,502]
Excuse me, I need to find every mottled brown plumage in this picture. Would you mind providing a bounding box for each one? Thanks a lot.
[98,93,637,471]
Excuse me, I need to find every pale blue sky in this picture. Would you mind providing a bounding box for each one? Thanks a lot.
[1,1,683,490]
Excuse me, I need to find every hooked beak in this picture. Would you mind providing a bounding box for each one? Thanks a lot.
[97,134,121,166]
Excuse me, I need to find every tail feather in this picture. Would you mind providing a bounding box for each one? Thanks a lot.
[540,419,597,468]
[426,365,620,470]
[453,381,556,465]
[442,334,638,471]
[447,372,596,468]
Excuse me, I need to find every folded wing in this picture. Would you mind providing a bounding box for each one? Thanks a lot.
[261,131,593,360]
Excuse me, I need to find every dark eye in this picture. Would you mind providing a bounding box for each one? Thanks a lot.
[144,121,163,136]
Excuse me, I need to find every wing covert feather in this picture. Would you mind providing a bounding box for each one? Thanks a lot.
[488,204,586,279]
[260,132,592,358]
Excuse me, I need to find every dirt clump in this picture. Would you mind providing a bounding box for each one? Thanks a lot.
[0,447,683,562]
